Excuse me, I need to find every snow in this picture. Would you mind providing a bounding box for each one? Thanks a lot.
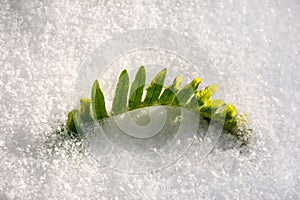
[0,0,299,199]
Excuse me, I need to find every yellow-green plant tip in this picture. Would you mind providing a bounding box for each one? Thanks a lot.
[196,84,219,106]
[190,77,202,90]
[225,103,237,120]
[80,98,93,122]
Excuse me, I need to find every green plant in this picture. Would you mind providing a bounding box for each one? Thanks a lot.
[67,66,252,142]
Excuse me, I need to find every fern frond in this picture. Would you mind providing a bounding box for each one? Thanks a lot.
[66,66,251,141]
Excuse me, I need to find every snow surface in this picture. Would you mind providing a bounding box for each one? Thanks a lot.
[0,0,299,199]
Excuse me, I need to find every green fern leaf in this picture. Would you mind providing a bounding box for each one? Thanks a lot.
[80,98,93,122]
[199,99,226,119]
[224,103,237,120]
[184,96,199,112]
[112,69,129,115]
[91,80,108,120]
[159,75,182,105]
[67,109,81,135]
[143,68,167,106]
[196,84,218,106]
[129,66,146,110]
[173,77,202,106]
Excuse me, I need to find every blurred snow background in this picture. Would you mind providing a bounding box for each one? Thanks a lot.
[0,0,299,199]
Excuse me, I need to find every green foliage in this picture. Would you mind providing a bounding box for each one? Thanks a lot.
[143,68,167,106]
[66,66,251,141]
[173,77,202,106]
[112,70,129,115]
[223,104,238,120]
[80,98,93,122]
[91,80,108,120]
[159,75,182,105]
[199,99,226,119]
[67,109,81,137]
[196,84,218,106]
[129,66,146,110]
[67,110,77,134]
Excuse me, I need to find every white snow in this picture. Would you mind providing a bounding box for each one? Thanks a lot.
[0,0,299,199]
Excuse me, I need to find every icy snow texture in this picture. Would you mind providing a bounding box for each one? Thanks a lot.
[0,0,299,199]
